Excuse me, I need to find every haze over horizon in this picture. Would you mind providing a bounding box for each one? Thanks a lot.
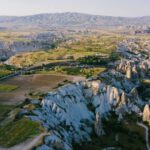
[0,0,150,17]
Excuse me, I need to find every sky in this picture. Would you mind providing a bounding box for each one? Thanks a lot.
[0,0,150,17]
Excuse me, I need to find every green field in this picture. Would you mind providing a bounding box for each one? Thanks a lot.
[36,67,106,78]
[0,70,12,78]
[8,35,123,67]
[0,64,17,78]
[0,84,18,92]
[0,117,43,147]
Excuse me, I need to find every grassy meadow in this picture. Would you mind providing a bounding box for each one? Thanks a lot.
[0,64,17,78]
[0,117,44,147]
[0,84,19,92]
[8,35,123,67]
[0,105,15,121]
[37,66,106,78]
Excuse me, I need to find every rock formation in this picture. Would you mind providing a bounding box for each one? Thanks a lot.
[28,39,150,150]
[143,104,150,122]
[126,64,132,79]
[94,113,105,136]
[120,92,126,105]
[29,79,142,149]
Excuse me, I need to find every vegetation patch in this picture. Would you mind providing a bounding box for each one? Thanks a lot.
[74,114,145,150]
[0,70,12,78]
[138,80,150,100]
[37,66,106,78]
[0,105,14,121]
[8,35,123,67]
[28,91,46,100]
[0,64,17,78]
[0,117,43,147]
[0,84,19,92]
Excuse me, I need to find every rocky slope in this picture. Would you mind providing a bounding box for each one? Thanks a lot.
[25,38,150,150]
[0,41,43,60]
[0,32,63,60]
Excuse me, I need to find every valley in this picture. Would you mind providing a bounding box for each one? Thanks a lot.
[0,12,150,150]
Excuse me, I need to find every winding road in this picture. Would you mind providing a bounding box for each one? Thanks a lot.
[137,122,150,150]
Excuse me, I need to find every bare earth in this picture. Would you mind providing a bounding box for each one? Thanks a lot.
[0,74,85,105]
[137,122,150,150]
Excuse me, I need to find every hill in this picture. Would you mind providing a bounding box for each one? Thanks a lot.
[0,12,150,30]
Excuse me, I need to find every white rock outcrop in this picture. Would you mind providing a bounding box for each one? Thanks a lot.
[28,39,150,150]
[94,113,105,136]
[29,79,142,149]
[143,104,150,122]
[126,63,132,79]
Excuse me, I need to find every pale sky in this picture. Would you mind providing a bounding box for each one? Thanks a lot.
[0,0,150,17]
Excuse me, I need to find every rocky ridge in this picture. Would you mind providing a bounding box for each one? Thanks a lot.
[0,13,150,30]
[0,40,43,60]
[28,39,150,150]
[0,32,63,60]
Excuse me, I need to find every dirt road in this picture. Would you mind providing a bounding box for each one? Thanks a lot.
[137,122,150,150]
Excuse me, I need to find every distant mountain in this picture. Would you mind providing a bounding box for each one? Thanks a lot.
[0,12,150,30]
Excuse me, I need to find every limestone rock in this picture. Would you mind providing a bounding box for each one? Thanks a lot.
[94,113,105,136]
[109,87,120,105]
[91,81,100,95]
[132,65,138,78]
[126,64,132,79]
[120,92,126,105]
[143,104,150,122]
[117,92,127,114]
